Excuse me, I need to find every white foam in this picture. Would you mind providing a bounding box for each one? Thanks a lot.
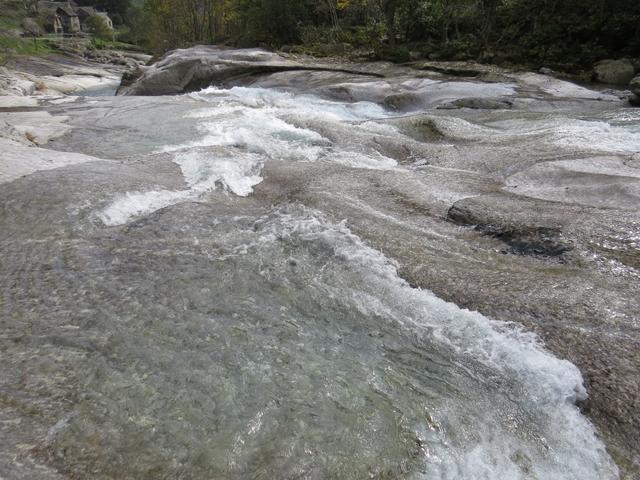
[325,150,398,170]
[97,189,189,226]
[162,86,395,166]
[175,151,263,196]
[98,151,263,226]
[252,205,618,480]
[162,107,328,161]
[192,86,390,121]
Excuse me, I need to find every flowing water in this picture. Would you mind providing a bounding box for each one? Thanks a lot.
[3,70,640,479]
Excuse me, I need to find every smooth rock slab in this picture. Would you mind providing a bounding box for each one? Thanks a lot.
[0,138,100,184]
[118,45,382,96]
[504,156,640,210]
[437,97,514,110]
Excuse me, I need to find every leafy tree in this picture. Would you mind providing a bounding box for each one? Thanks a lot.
[122,0,640,68]
[85,14,114,40]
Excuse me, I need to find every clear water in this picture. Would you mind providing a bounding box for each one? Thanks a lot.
[3,80,635,479]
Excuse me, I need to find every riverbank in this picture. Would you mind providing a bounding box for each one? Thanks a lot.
[0,48,151,97]
[1,48,639,479]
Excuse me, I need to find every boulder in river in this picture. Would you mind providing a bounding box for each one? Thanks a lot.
[593,59,635,85]
[383,92,425,111]
[118,45,382,96]
[629,76,640,106]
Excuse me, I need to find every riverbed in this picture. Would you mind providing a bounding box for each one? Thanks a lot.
[1,49,639,479]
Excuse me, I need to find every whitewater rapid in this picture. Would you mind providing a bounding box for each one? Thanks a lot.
[75,84,636,478]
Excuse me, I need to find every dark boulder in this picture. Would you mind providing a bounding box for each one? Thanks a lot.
[383,92,424,111]
[447,196,572,258]
[116,68,145,94]
[437,97,513,110]
[593,59,635,85]
[630,75,640,95]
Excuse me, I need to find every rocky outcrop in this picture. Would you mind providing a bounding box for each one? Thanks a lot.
[118,67,144,91]
[117,45,383,96]
[382,92,424,111]
[83,49,150,69]
[593,59,635,85]
[0,66,37,96]
[409,60,506,77]
[0,54,123,96]
[22,17,44,37]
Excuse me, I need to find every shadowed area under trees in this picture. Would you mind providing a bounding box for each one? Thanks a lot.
[121,0,640,69]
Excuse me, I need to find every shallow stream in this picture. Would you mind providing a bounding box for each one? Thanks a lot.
[3,65,640,479]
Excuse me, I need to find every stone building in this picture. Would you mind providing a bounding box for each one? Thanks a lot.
[77,7,114,32]
[55,3,80,33]
[37,1,113,35]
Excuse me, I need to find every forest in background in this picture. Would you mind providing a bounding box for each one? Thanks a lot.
[123,0,639,70]
[3,0,640,70]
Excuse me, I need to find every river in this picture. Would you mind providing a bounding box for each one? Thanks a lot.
[1,49,639,479]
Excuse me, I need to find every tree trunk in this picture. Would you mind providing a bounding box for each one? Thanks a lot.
[383,0,398,47]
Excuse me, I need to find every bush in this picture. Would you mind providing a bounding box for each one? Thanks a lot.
[372,45,411,63]
[85,15,113,41]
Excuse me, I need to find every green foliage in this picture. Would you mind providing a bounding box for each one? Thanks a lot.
[0,0,27,31]
[2,0,639,69]
[0,16,21,31]
[91,37,138,50]
[17,0,626,70]
[0,37,55,63]
[372,45,411,62]
[84,15,114,40]
[74,0,131,25]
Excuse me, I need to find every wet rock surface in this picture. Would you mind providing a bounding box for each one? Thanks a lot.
[117,45,384,96]
[0,54,123,96]
[2,51,640,478]
[437,97,514,110]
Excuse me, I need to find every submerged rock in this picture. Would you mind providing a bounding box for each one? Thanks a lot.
[383,92,424,111]
[437,97,513,110]
[447,196,572,258]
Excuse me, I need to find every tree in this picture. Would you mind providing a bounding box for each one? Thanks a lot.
[381,0,398,46]
[85,14,114,40]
